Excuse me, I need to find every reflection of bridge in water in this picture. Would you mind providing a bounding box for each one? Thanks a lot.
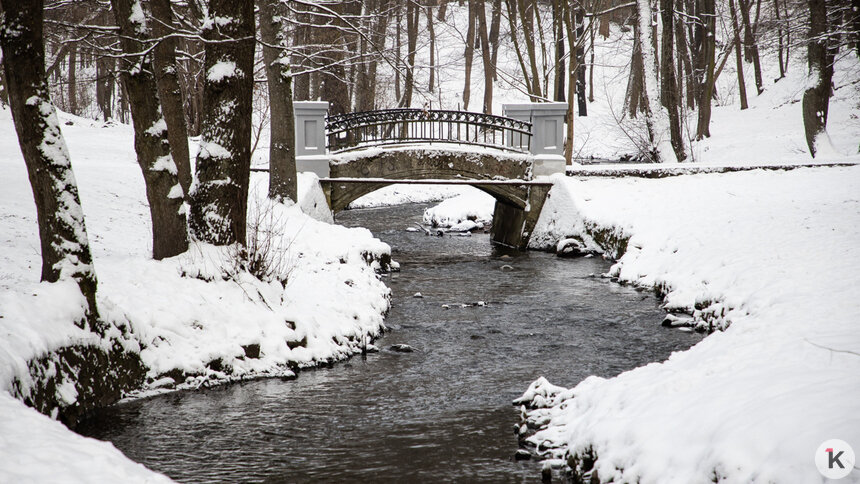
[293,101,568,249]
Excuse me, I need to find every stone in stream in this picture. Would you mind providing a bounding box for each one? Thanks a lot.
[389,344,415,353]
[514,449,532,461]
[556,237,587,257]
[662,313,694,327]
[413,292,424,298]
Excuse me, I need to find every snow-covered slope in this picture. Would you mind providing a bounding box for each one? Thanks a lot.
[518,168,860,483]
[0,107,393,480]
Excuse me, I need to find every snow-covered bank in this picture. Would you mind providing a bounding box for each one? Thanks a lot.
[517,168,860,482]
[1,108,392,480]
[422,189,495,230]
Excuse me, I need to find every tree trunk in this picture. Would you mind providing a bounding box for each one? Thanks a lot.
[738,0,764,94]
[553,0,565,102]
[588,13,595,102]
[518,0,543,98]
[489,0,502,81]
[259,0,297,202]
[695,0,716,139]
[504,0,535,98]
[427,2,436,93]
[0,0,101,330]
[111,0,189,260]
[626,25,646,118]
[189,0,255,246]
[774,0,786,80]
[576,6,587,116]
[660,0,686,160]
[403,0,419,107]
[801,0,833,157]
[151,0,193,197]
[395,3,402,103]
[292,12,310,101]
[636,0,675,162]
[463,0,477,109]
[674,3,696,109]
[67,41,78,115]
[563,2,577,164]
[728,0,749,109]
[477,0,494,113]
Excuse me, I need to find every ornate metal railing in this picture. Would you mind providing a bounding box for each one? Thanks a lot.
[325,108,532,154]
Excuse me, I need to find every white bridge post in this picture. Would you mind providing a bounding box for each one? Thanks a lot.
[502,103,567,177]
[295,101,331,177]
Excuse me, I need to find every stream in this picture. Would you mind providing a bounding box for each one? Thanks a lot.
[77,202,702,483]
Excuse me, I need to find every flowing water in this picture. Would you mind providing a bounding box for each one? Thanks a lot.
[78,202,702,483]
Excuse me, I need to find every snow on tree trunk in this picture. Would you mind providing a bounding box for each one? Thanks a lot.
[259,0,297,203]
[801,0,835,158]
[151,0,193,197]
[660,0,687,161]
[0,0,101,331]
[189,0,255,246]
[110,0,189,260]
[636,0,677,163]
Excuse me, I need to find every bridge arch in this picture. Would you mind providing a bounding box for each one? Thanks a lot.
[326,148,534,213]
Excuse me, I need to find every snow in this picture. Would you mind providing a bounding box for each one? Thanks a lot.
[206,61,237,82]
[0,107,392,480]
[422,189,495,228]
[517,168,860,483]
[0,393,173,483]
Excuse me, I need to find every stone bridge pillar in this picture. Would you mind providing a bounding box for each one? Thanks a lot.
[295,101,330,177]
[502,103,567,177]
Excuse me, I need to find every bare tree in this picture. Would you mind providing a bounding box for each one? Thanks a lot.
[463,0,477,109]
[0,0,101,331]
[477,0,495,113]
[729,0,750,109]
[661,0,687,160]
[801,0,834,156]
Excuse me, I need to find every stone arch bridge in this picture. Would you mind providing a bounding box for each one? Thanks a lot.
[290,102,568,249]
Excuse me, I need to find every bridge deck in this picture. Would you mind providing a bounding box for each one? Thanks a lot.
[319,177,553,187]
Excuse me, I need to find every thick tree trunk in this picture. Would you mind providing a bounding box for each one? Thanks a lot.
[395,4,402,103]
[151,0,193,197]
[563,2,577,164]
[259,0,297,203]
[463,0,477,109]
[801,0,833,157]
[660,0,686,160]
[111,0,189,260]
[729,0,749,109]
[189,0,255,245]
[0,0,101,330]
[695,0,716,139]
[626,25,646,118]
[477,0,494,114]
[674,4,696,109]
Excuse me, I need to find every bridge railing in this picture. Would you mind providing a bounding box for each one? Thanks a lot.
[325,108,532,154]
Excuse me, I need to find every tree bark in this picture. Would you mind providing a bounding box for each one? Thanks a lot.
[553,0,565,102]
[801,0,833,157]
[660,0,686,160]
[403,0,419,107]
[563,2,577,164]
[151,0,193,197]
[67,41,78,115]
[259,0,297,202]
[728,0,749,109]
[111,0,189,260]
[636,0,675,162]
[489,0,502,81]
[504,0,535,98]
[189,0,255,245]
[518,0,543,97]
[695,0,716,139]
[576,6,587,116]
[477,0,494,113]
[463,0,477,109]
[0,0,101,330]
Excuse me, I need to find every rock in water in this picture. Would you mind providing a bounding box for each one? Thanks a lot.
[556,237,586,257]
[389,344,415,353]
[413,292,424,298]
[514,449,532,461]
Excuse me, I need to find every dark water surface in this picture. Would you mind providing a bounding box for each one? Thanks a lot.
[78,202,702,483]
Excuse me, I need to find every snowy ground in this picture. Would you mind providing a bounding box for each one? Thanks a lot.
[0,108,392,481]
[513,168,860,483]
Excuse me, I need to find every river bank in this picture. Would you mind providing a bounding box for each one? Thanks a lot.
[511,168,860,483]
[0,109,393,481]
